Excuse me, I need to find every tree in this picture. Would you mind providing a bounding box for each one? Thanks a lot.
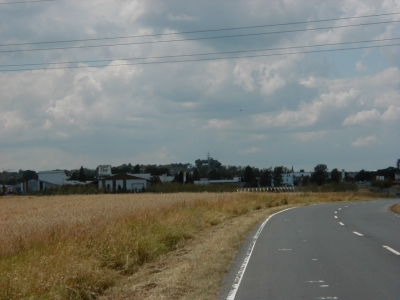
[78,166,86,182]
[312,164,328,186]
[259,168,272,187]
[243,166,257,187]
[208,169,221,180]
[330,168,341,183]
[21,170,37,182]
[192,168,200,181]
[133,164,141,173]
[371,179,392,190]
[69,170,79,181]
[173,171,184,184]
[150,175,161,185]
[273,167,283,187]
[355,169,373,182]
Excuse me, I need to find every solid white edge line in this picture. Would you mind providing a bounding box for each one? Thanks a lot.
[225,207,296,300]
[383,245,400,255]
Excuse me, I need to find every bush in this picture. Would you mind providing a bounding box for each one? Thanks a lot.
[148,183,238,193]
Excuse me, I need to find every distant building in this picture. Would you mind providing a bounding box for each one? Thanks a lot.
[38,170,66,186]
[159,174,174,183]
[291,171,311,186]
[98,174,151,192]
[281,173,294,186]
[97,165,112,178]
[128,173,151,180]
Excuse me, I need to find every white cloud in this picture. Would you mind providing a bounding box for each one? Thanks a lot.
[167,13,199,22]
[204,119,234,130]
[295,131,327,142]
[356,61,367,73]
[351,135,377,147]
[343,105,400,125]
[0,1,399,171]
[374,91,400,107]
[238,147,261,155]
[343,109,381,125]
[381,105,400,121]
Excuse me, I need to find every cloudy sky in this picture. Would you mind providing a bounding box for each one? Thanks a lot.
[0,0,399,172]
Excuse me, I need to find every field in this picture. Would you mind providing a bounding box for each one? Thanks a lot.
[0,192,383,299]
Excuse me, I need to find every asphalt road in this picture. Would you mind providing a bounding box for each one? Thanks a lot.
[219,199,400,300]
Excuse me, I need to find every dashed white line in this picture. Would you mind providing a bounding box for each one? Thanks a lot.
[278,249,292,251]
[334,211,337,214]
[353,231,364,236]
[306,280,324,283]
[383,245,400,255]
[339,222,344,226]
[338,208,342,210]
[319,285,329,288]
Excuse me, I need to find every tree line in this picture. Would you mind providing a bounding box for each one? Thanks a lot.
[2,159,398,189]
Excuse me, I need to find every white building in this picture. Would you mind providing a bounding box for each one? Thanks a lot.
[159,174,174,183]
[97,165,112,178]
[281,173,294,186]
[38,170,66,186]
[98,174,151,191]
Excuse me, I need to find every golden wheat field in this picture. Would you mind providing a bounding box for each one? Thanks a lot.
[0,193,211,256]
[0,192,381,299]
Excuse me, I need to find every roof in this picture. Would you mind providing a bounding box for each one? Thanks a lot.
[38,170,66,174]
[99,173,151,181]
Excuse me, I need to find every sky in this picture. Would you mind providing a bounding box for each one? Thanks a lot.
[0,0,399,173]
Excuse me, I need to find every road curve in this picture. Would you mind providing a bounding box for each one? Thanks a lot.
[218,199,400,300]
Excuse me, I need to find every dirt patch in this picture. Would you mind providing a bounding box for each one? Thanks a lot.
[390,203,400,214]
[99,206,288,300]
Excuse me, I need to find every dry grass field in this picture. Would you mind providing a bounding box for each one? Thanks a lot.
[0,192,382,299]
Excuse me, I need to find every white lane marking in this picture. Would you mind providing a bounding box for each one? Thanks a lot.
[306,280,324,283]
[225,207,296,300]
[339,222,344,226]
[319,285,329,287]
[334,211,337,214]
[312,259,318,260]
[383,245,400,255]
[353,231,364,236]
[315,297,337,299]
[278,249,292,251]
[338,208,342,210]
[334,216,338,219]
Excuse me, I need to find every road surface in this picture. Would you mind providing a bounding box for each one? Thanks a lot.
[219,199,400,300]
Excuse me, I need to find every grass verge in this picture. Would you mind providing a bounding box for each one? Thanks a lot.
[0,192,381,299]
[390,202,400,214]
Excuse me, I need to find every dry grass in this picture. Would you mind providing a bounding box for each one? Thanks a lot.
[390,202,400,214]
[0,192,381,299]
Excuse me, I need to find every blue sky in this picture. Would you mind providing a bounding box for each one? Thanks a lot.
[0,0,399,172]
